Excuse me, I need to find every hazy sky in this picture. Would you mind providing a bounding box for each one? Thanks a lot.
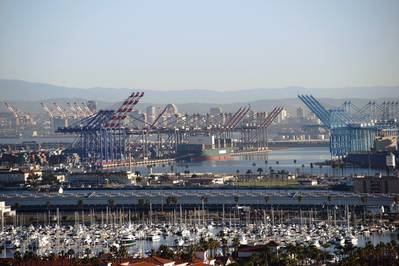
[0,0,398,90]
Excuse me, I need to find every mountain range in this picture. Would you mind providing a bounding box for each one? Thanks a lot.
[0,79,398,114]
[1,79,398,103]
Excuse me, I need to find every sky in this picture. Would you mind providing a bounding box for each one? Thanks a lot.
[0,0,398,91]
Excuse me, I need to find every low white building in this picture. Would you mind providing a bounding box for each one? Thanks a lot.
[0,201,16,228]
[0,168,42,185]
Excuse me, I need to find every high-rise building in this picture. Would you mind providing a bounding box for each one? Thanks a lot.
[146,106,156,125]
[296,107,304,119]
[277,109,288,122]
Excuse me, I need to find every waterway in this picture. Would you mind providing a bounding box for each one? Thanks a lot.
[134,147,383,177]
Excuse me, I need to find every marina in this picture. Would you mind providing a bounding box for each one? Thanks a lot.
[1,215,397,260]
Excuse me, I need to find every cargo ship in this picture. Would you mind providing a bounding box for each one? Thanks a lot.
[176,135,235,161]
[344,135,398,169]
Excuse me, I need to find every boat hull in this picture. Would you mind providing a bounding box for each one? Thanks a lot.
[177,143,235,162]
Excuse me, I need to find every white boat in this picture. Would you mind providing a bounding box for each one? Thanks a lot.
[147,233,161,241]
[239,235,248,245]
[174,238,185,246]
[119,234,136,247]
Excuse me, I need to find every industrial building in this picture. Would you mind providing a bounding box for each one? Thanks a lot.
[353,175,399,194]
[66,171,136,186]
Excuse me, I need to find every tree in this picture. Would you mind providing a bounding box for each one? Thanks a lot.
[234,195,239,206]
[67,248,75,258]
[361,195,368,221]
[26,173,40,188]
[221,237,228,256]
[257,167,263,177]
[208,238,220,258]
[117,246,128,258]
[158,244,174,259]
[45,200,52,211]
[13,250,22,262]
[201,196,208,205]
[76,199,84,210]
[108,198,115,208]
[166,195,178,206]
[246,169,252,178]
[232,236,241,255]
[41,173,59,185]
[12,202,20,210]
[264,195,270,204]
[327,195,332,204]
[297,195,303,203]
[180,244,196,263]
[84,248,91,258]
[138,198,145,207]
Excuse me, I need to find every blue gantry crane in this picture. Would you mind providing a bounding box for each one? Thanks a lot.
[298,95,398,157]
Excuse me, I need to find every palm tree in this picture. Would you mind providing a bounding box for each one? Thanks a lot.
[327,195,332,206]
[117,246,128,258]
[45,200,52,211]
[232,236,241,255]
[84,248,91,258]
[67,248,75,258]
[234,195,239,206]
[76,199,84,210]
[12,202,20,211]
[200,196,208,205]
[246,169,252,178]
[137,198,145,210]
[297,195,303,203]
[293,159,298,175]
[361,195,368,221]
[108,198,115,209]
[257,167,263,177]
[208,238,220,258]
[166,195,178,206]
[221,237,228,256]
[13,250,22,262]
[264,195,270,205]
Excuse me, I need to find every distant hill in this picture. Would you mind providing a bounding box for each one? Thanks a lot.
[1,79,399,115]
[1,79,398,104]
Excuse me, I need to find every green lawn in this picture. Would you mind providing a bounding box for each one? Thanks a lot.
[235,179,298,188]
